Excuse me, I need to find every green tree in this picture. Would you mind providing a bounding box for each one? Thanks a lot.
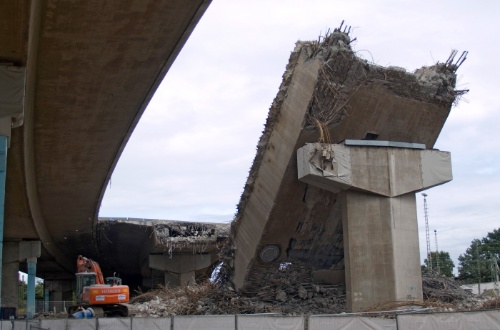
[458,228,500,284]
[35,281,44,299]
[421,251,455,277]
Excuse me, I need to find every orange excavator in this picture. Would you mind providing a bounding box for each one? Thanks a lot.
[68,255,130,317]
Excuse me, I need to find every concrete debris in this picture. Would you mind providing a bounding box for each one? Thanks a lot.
[421,273,484,310]
[298,286,308,299]
[153,221,229,255]
[130,281,346,316]
[127,273,497,317]
[275,290,287,302]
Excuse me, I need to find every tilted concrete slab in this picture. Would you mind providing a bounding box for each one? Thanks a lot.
[229,30,462,309]
[0,0,211,282]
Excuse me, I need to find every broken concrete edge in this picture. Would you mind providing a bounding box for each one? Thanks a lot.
[97,217,229,253]
[98,217,229,234]
[225,28,466,291]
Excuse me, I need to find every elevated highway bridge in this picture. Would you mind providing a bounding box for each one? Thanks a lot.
[0,0,212,312]
[1,1,463,317]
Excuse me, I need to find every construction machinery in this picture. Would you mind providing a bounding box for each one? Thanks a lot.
[68,255,129,317]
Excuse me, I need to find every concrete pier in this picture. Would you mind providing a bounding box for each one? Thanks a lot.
[297,142,452,311]
[149,254,212,287]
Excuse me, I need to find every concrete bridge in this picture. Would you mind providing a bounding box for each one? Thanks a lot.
[46,218,229,308]
[228,31,462,311]
[0,0,212,313]
[1,1,465,317]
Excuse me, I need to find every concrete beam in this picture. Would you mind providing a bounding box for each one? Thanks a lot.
[1,242,20,309]
[19,240,41,260]
[298,142,452,197]
[149,254,212,273]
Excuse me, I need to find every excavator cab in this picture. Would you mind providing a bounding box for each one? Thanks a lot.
[75,273,97,303]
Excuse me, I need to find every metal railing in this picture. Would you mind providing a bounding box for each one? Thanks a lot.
[15,300,74,318]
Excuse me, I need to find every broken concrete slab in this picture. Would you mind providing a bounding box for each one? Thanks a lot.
[229,27,463,311]
[96,218,229,289]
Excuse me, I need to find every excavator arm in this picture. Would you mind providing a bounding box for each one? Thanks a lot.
[77,255,105,284]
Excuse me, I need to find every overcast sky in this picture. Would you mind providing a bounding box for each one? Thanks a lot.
[99,0,500,273]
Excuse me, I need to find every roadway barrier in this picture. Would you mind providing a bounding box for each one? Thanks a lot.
[0,310,499,330]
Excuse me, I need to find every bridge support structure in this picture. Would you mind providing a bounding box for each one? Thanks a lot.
[149,253,212,287]
[44,279,75,313]
[1,240,40,318]
[298,141,452,311]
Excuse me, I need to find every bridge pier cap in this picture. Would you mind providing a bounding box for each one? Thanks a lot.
[297,140,452,311]
[297,140,452,196]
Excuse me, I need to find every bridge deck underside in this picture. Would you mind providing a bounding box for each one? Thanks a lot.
[1,0,210,279]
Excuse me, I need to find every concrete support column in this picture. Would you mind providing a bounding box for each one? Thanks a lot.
[298,142,453,312]
[1,242,20,310]
[44,287,49,313]
[45,280,75,313]
[342,191,422,311]
[18,241,40,318]
[0,136,8,310]
[164,271,195,287]
[149,254,212,287]
[26,257,37,319]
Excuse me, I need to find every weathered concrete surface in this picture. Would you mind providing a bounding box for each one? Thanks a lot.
[297,142,452,311]
[340,192,422,310]
[298,143,452,197]
[0,0,211,281]
[97,218,229,289]
[230,30,461,309]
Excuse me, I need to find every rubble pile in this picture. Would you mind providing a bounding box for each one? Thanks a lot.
[421,273,487,311]
[129,271,500,317]
[131,282,346,317]
[480,296,500,310]
[422,273,473,303]
[131,262,346,316]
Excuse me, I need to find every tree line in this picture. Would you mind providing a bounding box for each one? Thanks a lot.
[421,228,500,283]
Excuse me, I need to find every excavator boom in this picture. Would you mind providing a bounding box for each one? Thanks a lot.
[77,255,105,284]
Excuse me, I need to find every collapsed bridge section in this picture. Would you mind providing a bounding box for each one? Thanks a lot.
[229,28,465,311]
[96,218,229,289]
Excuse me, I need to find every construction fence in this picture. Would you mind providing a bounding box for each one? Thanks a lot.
[0,310,499,330]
